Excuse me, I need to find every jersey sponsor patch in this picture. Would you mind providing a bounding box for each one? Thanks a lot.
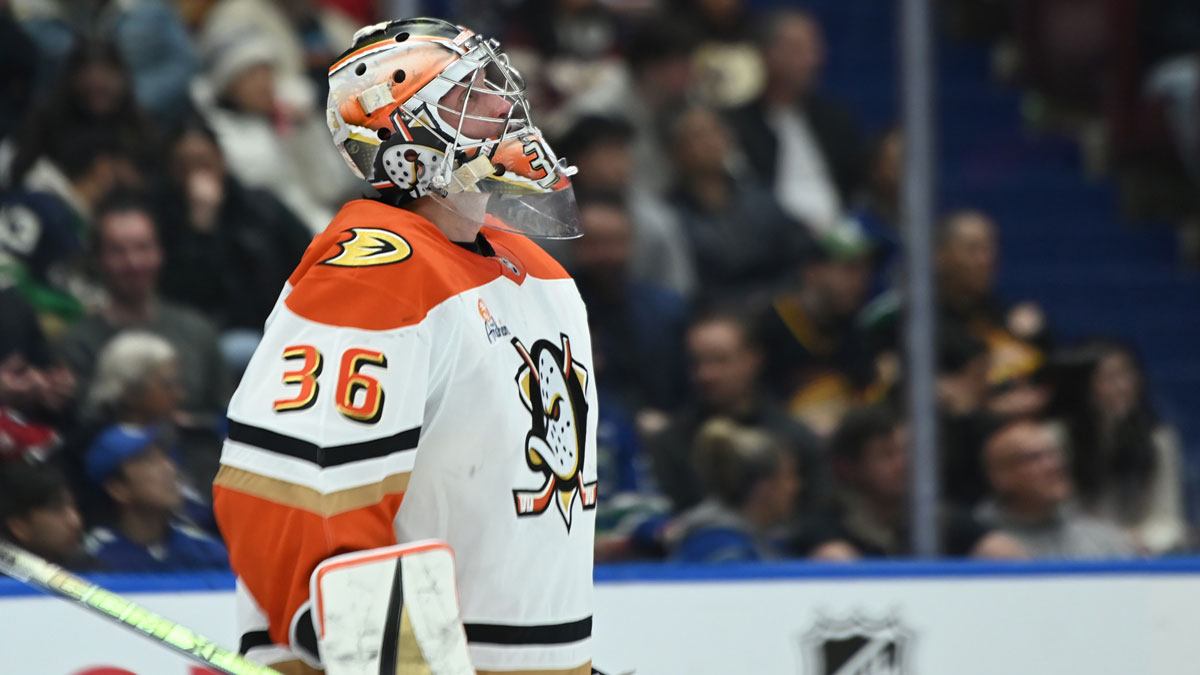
[478,299,510,344]
[321,227,413,267]
[511,334,597,530]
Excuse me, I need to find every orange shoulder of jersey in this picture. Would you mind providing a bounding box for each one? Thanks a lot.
[285,200,571,331]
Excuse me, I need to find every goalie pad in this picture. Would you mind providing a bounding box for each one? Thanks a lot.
[311,541,475,675]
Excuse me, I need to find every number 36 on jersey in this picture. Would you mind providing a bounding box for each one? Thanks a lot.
[272,344,388,424]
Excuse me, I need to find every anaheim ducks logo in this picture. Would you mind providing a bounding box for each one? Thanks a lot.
[321,228,412,267]
[512,334,597,530]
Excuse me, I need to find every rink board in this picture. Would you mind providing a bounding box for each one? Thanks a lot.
[2,559,1200,674]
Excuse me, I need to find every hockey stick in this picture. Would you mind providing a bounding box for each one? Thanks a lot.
[0,539,281,675]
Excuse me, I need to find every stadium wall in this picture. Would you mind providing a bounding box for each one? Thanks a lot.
[3,559,1200,674]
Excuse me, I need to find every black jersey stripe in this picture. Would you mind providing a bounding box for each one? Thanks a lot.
[464,616,592,646]
[239,630,273,654]
[227,420,420,467]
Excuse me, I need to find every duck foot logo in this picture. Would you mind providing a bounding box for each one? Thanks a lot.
[511,334,597,531]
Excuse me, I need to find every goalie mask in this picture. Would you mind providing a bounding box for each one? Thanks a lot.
[327,17,580,239]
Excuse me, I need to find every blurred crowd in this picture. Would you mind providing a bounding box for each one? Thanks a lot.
[0,0,1193,572]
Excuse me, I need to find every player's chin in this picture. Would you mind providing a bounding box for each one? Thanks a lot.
[453,118,505,142]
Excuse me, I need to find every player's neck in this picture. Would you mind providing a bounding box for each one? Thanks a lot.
[406,195,485,244]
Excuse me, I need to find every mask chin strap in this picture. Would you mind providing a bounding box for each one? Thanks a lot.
[444,155,496,193]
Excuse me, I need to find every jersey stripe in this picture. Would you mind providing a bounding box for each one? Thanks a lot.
[221,440,418,495]
[213,488,404,651]
[238,630,272,654]
[227,419,420,467]
[214,465,410,517]
[258,660,321,675]
[465,617,592,645]
[476,667,592,675]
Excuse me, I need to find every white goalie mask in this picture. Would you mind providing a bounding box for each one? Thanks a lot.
[326,17,580,239]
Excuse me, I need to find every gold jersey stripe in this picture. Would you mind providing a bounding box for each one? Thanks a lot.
[266,656,591,674]
[476,664,592,675]
[214,465,410,517]
[263,660,322,675]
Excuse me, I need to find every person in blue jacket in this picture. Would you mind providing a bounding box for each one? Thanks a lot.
[82,423,227,571]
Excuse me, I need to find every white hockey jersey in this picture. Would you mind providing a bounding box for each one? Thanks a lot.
[213,199,597,674]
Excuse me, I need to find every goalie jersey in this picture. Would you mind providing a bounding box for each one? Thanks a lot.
[213,199,597,674]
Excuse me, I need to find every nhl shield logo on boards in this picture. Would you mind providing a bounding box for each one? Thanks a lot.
[511,334,597,531]
[799,614,913,675]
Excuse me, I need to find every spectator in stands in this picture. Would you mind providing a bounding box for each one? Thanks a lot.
[728,8,865,234]
[854,128,902,300]
[619,17,700,196]
[666,418,802,562]
[153,117,312,370]
[572,191,688,420]
[82,331,222,507]
[759,219,879,436]
[0,131,140,333]
[0,461,91,569]
[1047,340,1187,554]
[1142,0,1200,184]
[499,0,625,128]
[678,0,754,43]
[938,210,1051,417]
[57,191,230,480]
[648,309,824,515]
[5,39,153,192]
[937,321,1003,510]
[592,386,672,563]
[83,423,228,571]
[191,29,354,233]
[664,102,809,302]
[0,2,38,140]
[11,0,197,122]
[863,209,1051,419]
[194,0,356,107]
[977,421,1135,559]
[820,405,1027,559]
[0,288,61,464]
[684,0,765,108]
[555,115,694,298]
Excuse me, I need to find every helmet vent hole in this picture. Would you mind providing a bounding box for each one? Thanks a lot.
[355,63,367,76]
[393,69,406,83]
[395,32,409,42]
[377,127,392,140]
[404,149,419,162]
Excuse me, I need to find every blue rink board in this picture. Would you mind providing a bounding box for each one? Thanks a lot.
[6,558,1200,598]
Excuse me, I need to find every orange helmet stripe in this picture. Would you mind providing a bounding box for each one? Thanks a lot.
[329,39,395,75]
